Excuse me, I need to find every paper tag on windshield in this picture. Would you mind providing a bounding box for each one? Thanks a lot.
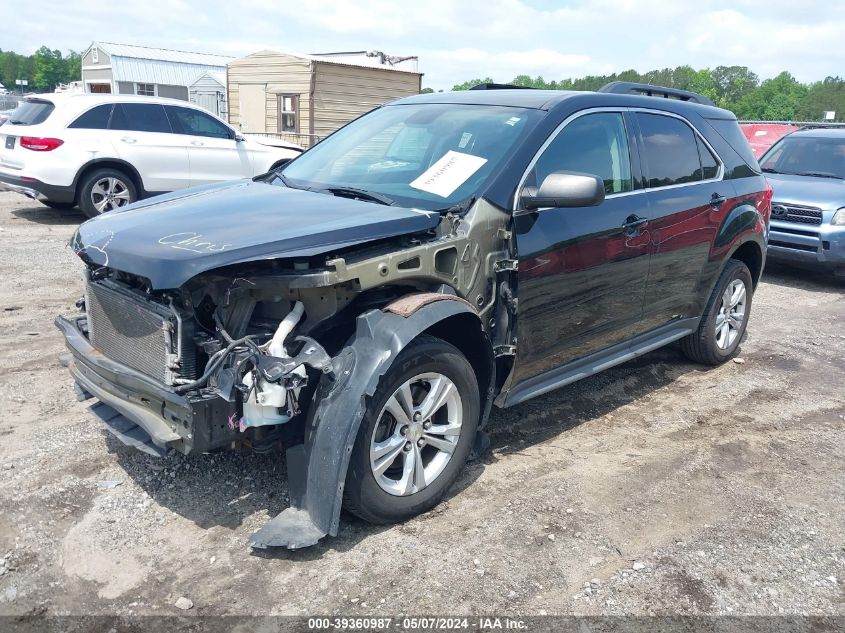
[409,151,488,198]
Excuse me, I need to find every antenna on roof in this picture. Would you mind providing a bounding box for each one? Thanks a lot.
[469,83,532,91]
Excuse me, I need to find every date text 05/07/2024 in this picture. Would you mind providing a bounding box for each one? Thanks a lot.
[307,617,528,630]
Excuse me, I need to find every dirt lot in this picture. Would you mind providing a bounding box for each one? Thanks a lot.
[0,191,842,618]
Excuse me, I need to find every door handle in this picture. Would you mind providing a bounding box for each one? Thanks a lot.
[710,193,728,208]
[191,141,205,147]
[622,214,649,231]
[120,137,137,144]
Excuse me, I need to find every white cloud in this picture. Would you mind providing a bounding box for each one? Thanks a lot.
[6,0,845,91]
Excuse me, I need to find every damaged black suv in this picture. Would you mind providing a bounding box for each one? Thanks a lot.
[57,82,771,549]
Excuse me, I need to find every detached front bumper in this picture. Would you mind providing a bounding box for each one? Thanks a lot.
[55,315,239,455]
[0,172,75,203]
[767,220,845,270]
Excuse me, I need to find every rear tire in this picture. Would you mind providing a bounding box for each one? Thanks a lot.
[680,259,753,365]
[41,200,76,210]
[78,168,137,218]
[343,335,480,525]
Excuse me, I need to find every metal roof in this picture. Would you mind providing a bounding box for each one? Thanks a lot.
[87,42,232,87]
[243,49,420,75]
[189,71,226,88]
[96,42,233,66]
[111,57,226,86]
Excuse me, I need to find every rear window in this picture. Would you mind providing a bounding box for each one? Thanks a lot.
[707,118,761,173]
[7,99,55,126]
[68,104,113,130]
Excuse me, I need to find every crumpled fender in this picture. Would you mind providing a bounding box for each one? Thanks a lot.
[250,296,486,549]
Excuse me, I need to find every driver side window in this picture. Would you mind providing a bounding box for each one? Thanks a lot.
[533,112,633,195]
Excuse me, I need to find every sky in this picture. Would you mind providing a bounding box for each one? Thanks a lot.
[6,0,845,90]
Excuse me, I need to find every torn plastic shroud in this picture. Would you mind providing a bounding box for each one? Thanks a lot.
[250,295,494,549]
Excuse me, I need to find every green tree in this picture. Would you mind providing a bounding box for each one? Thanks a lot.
[33,46,65,91]
[735,72,807,120]
[64,50,82,84]
[451,77,495,91]
[420,87,434,94]
[797,77,845,121]
[710,65,759,110]
[0,50,32,92]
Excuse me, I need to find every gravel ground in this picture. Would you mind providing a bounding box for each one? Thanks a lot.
[0,191,842,618]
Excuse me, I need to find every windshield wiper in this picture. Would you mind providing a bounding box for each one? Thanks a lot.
[794,171,844,180]
[322,186,395,206]
[433,195,477,215]
[8,120,26,125]
[762,168,780,174]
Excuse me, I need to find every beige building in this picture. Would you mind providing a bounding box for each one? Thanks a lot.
[227,50,422,145]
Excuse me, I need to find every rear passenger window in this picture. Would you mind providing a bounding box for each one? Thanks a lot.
[697,137,720,180]
[68,104,113,129]
[637,113,702,188]
[533,112,633,195]
[109,104,171,133]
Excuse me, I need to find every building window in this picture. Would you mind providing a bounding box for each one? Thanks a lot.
[136,83,156,97]
[92,47,99,63]
[278,95,298,132]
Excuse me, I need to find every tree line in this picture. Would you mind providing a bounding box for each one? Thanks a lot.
[0,47,81,93]
[426,66,845,122]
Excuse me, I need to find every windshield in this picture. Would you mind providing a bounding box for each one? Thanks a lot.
[7,99,55,126]
[761,134,845,179]
[276,103,543,210]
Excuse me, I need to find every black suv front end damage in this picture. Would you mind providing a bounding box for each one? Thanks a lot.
[56,312,240,456]
[56,179,513,548]
[57,85,767,550]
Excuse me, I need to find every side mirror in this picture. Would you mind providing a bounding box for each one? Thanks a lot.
[234,133,246,142]
[519,171,605,212]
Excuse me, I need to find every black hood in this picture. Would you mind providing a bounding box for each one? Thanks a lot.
[71,180,441,289]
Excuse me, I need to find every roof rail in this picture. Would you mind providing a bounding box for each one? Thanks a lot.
[469,83,532,91]
[598,81,716,107]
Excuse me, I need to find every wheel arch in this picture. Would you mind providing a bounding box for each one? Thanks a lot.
[420,311,495,424]
[73,158,147,200]
[729,239,764,288]
[249,294,493,550]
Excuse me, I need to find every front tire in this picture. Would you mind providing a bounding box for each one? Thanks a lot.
[344,335,480,525]
[78,168,137,218]
[680,259,753,365]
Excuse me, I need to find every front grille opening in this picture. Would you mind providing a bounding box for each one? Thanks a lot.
[774,226,820,238]
[769,240,818,253]
[86,281,196,385]
[771,202,823,226]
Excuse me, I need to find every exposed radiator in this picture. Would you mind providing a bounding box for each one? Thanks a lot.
[85,281,196,385]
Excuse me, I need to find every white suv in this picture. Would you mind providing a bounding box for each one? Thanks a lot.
[0,94,302,217]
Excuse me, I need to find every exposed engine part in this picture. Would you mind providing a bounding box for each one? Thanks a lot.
[241,301,307,428]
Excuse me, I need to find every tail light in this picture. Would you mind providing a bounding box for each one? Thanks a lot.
[20,137,64,152]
